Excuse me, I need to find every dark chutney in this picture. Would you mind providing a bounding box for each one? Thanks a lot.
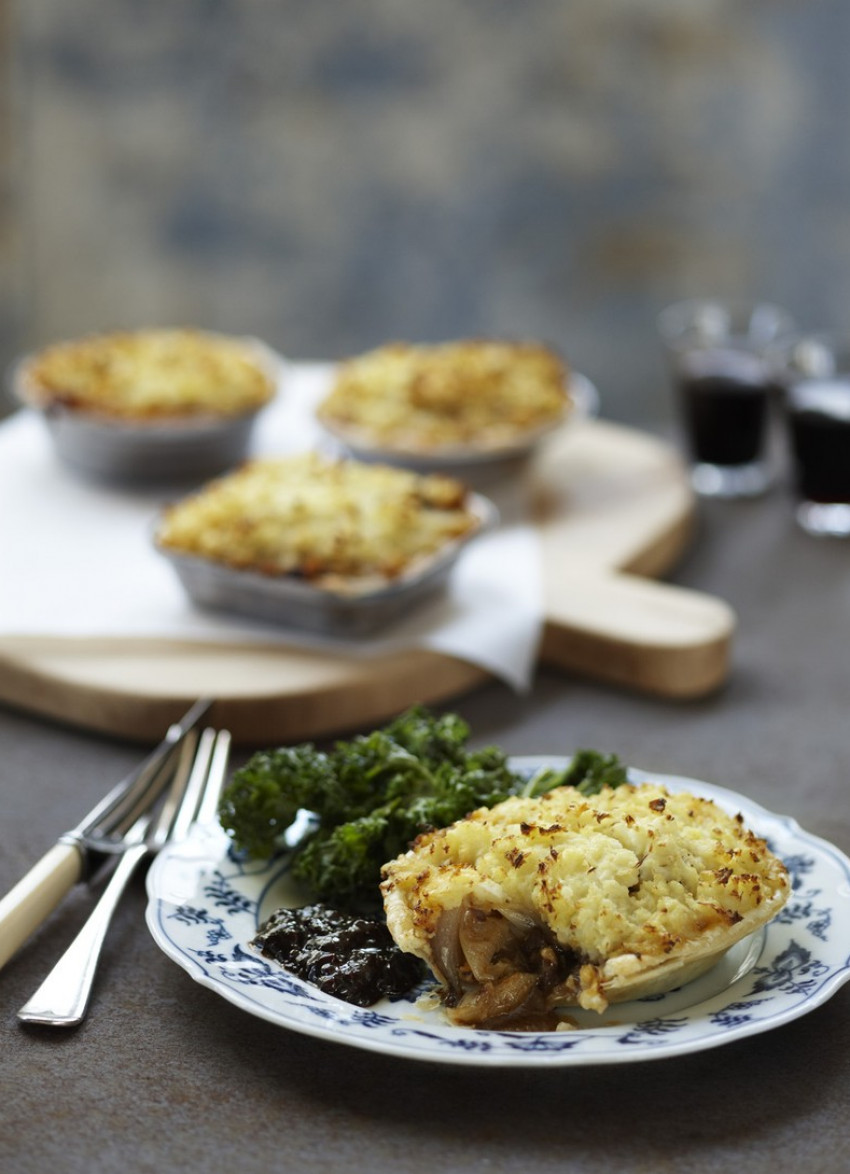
[252,903,426,1007]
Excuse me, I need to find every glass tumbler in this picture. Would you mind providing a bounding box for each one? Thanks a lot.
[658,299,795,498]
[774,333,850,536]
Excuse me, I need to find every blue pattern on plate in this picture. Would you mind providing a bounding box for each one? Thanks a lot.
[145,761,850,1066]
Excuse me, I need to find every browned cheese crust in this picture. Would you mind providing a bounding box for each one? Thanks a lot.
[317,339,571,453]
[19,328,276,420]
[155,451,481,589]
[381,783,789,1028]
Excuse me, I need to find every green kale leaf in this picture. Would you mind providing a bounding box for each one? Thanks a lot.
[523,749,630,798]
[217,706,627,909]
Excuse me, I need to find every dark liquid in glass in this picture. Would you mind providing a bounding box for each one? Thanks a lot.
[676,349,771,466]
[786,379,850,503]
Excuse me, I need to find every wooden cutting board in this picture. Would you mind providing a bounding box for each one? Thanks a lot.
[0,417,734,744]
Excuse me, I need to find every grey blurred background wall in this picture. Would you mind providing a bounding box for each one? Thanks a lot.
[2,0,849,426]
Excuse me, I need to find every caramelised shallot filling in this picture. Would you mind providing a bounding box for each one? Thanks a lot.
[380,783,790,1029]
[433,899,586,1029]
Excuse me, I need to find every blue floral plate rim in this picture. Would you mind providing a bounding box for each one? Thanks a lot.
[145,759,850,1067]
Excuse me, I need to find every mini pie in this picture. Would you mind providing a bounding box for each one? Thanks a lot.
[154,451,483,592]
[317,339,572,454]
[381,782,790,1028]
[17,328,276,421]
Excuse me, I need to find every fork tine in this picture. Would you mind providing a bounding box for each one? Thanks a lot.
[165,727,231,845]
[17,728,231,1028]
[196,730,232,827]
[145,729,204,852]
[165,727,218,846]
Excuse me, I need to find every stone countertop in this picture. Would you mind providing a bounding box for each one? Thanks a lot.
[2,483,850,1174]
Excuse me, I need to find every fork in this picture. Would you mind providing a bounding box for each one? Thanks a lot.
[0,698,211,974]
[17,726,232,1028]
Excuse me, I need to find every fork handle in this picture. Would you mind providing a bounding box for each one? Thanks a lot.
[17,842,148,1027]
[0,843,83,972]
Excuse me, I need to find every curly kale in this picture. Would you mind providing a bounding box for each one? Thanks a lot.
[522,749,629,799]
[216,744,335,859]
[218,706,627,909]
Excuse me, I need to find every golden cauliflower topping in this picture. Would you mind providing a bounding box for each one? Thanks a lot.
[318,340,571,452]
[155,452,481,589]
[20,329,275,420]
[381,783,789,1028]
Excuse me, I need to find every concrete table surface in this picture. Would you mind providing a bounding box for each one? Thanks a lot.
[2,486,850,1174]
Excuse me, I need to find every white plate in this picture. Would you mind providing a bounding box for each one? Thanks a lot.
[145,760,850,1066]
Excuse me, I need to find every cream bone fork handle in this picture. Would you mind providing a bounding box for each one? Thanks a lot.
[18,726,232,1027]
[0,697,212,973]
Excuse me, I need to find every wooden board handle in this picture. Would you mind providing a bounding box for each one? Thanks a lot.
[541,572,735,698]
[0,842,83,971]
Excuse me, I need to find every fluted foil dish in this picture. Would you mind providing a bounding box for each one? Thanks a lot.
[154,489,497,637]
[321,373,598,473]
[10,330,282,485]
[316,338,598,476]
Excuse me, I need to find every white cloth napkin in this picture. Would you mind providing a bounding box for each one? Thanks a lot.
[0,363,544,691]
